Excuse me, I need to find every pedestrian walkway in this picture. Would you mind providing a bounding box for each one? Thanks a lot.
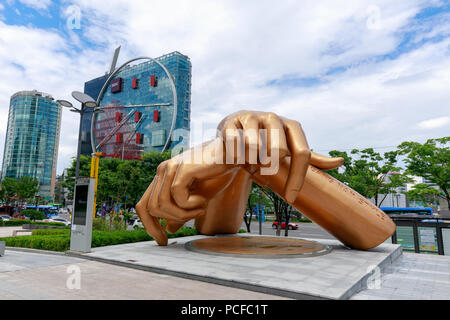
[0,227,31,238]
[68,234,402,300]
[0,250,289,300]
[352,252,450,300]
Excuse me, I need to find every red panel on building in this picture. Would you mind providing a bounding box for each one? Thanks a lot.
[116,133,122,143]
[136,132,143,144]
[115,112,122,122]
[134,111,141,122]
[111,78,123,93]
[153,110,159,122]
[150,75,157,87]
[132,78,138,89]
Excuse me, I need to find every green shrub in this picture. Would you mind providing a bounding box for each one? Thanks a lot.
[2,219,30,226]
[32,221,66,227]
[168,226,199,238]
[0,234,70,252]
[1,219,66,227]
[1,225,201,252]
[93,216,127,232]
[32,229,70,236]
[21,209,46,221]
[91,229,152,248]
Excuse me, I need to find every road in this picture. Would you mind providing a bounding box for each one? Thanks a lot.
[245,221,338,240]
[182,219,339,241]
[0,250,289,300]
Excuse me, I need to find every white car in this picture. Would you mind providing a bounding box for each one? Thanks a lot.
[133,219,143,229]
[46,217,71,226]
[0,214,12,221]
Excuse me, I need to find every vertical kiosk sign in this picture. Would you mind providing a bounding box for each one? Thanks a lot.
[70,177,95,252]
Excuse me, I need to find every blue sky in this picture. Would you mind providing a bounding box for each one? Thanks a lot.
[0,0,449,174]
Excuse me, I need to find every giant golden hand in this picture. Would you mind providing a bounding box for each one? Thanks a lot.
[136,111,396,250]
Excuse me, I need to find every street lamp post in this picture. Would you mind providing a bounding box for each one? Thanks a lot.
[57,92,100,253]
[254,189,263,235]
[58,92,99,179]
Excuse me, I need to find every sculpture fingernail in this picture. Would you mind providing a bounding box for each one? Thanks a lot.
[285,191,297,203]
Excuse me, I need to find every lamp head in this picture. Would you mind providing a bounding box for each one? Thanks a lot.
[57,99,74,108]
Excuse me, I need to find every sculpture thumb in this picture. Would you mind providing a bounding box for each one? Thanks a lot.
[310,152,344,170]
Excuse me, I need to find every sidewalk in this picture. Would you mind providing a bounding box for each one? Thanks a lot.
[351,252,450,300]
[0,227,32,237]
[0,249,289,300]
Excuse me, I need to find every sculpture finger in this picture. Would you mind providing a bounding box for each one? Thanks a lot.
[166,220,186,234]
[148,164,175,220]
[310,152,344,169]
[282,118,311,203]
[221,119,243,165]
[171,161,234,209]
[135,179,168,246]
[158,161,206,221]
[237,113,260,165]
[259,112,290,162]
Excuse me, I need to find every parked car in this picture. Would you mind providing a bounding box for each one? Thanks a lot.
[272,221,299,230]
[0,214,12,221]
[133,218,143,229]
[44,217,71,226]
[128,214,139,225]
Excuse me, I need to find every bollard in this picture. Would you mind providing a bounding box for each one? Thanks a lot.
[0,241,5,257]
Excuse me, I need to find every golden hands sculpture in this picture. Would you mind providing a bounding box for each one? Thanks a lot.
[136,111,396,250]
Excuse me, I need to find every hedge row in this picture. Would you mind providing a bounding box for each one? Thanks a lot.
[32,229,70,236]
[2,234,70,252]
[1,226,200,252]
[0,219,66,227]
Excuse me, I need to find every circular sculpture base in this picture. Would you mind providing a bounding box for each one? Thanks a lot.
[185,236,331,259]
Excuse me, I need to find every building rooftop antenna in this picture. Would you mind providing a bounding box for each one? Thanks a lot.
[109,46,121,74]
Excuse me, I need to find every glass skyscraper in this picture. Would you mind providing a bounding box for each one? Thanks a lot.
[1,90,62,199]
[82,51,191,158]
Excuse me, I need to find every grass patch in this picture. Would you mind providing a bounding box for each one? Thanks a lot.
[1,226,200,252]
[0,219,66,227]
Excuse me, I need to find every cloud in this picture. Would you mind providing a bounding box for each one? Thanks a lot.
[0,0,449,176]
[18,0,52,11]
[0,21,113,175]
[417,116,450,129]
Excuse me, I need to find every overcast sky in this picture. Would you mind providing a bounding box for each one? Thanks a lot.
[0,0,449,175]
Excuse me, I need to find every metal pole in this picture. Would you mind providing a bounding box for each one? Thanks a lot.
[93,152,100,219]
[259,193,262,235]
[74,105,84,179]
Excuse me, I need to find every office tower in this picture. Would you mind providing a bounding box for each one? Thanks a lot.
[1,90,62,199]
[82,51,191,158]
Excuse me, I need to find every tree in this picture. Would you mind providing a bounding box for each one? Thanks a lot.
[397,137,450,209]
[282,203,300,237]
[62,151,172,209]
[263,187,294,236]
[405,183,441,207]
[243,183,258,232]
[0,177,18,205]
[61,155,92,200]
[15,177,39,209]
[244,184,273,232]
[326,148,411,207]
[21,209,45,221]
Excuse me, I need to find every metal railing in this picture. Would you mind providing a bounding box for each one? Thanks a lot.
[390,214,450,255]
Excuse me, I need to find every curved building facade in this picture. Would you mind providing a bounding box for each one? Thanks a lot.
[84,51,191,159]
[1,90,62,199]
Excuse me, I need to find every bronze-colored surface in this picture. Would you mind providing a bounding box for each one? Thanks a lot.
[136,111,396,250]
[186,236,330,258]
